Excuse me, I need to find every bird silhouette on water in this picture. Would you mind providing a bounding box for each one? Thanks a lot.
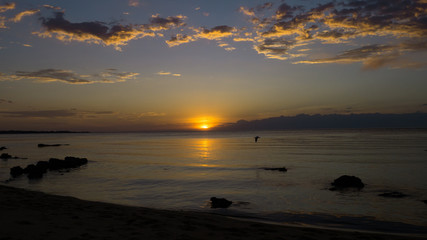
[254,136,260,142]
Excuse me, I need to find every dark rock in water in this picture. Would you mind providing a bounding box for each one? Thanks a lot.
[36,161,49,173]
[48,158,65,170]
[10,166,24,178]
[210,197,232,208]
[330,175,365,191]
[48,157,87,170]
[423,200,427,204]
[0,146,7,151]
[38,143,68,148]
[378,191,409,198]
[263,167,287,172]
[23,164,44,179]
[0,153,13,159]
[64,156,88,168]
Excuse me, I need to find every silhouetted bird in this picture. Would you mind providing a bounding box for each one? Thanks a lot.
[254,136,260,142]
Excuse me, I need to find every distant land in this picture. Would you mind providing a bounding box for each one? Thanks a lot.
[212,112,427,131]
[0,131,90,134]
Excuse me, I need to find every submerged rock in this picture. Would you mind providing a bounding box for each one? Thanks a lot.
[378,191,409,198]
[330,175,365,191]
[0,146,7,151]
[262,167,287,172]
[210,197,232,208]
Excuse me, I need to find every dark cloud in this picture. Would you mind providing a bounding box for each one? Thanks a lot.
[36,12,186,50]
[256,2,273,12]
[242,0,427,68]
[147,14,186,30]
[0,109,114,118]
[2,68,139,84]
[166,34,195,47]
[254,38,297,60]
[0,98,13,104]
[0,109,77,118]
[195,25,236,40]
[16,69,90,84]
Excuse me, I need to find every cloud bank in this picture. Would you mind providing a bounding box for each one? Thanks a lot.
[2,1,426,69]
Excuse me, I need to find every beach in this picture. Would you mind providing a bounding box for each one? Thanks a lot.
[1,185,426,240]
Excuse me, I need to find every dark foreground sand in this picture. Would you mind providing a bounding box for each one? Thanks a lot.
[0,185,425,240]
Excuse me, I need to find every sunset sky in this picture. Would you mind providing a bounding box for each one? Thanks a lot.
[1,0,426,131]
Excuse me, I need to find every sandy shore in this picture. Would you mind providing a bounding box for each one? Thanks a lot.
[0,185,425,240]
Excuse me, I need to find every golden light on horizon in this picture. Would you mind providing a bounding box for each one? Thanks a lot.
[188,116,220,130]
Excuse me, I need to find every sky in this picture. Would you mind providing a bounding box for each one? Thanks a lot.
[0,0,426,132]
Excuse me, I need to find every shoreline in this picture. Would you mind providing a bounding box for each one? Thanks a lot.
[1,185,426,240]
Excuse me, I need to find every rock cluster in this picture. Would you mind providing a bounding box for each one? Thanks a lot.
[10,156,88,179]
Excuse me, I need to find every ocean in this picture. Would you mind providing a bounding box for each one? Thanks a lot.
[1,130,426,234]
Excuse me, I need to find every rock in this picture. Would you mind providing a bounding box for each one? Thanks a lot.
[48,158,65,170]
[423,200,427,204]
[64,156,88,168]
[48,157,87,170]
[23,164,44,179]
[38,144,68,148]
[378,191,409,198]
[0,146,7,151]
[263,167,287,172]
[36,161,49,173]
[330,175,365,191]
[210,197,232,208]
[0,153,13,159]
[10,166,24,178]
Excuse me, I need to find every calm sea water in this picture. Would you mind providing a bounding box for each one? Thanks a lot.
[1,130,427,234]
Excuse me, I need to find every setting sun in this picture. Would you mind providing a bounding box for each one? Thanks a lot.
[200,124,210,129]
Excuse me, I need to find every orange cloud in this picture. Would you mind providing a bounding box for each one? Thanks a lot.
[11,9,39,22]
[194,25,237,40]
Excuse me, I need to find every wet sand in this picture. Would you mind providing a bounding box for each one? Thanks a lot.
[0,185,425,240]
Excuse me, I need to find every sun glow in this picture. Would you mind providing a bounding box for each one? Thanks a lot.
[188,116,220,130]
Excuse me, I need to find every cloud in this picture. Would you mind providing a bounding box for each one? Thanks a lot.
[254,38,298,60]
[0,109,114,118]
[296,40,427,69]
[35,12,186,50]
[156,71,181,77]
[147,14,186,31]
[43,5,62,10]
[0,98,13,104]
[0,2,15,28]
[0,2,15,13]
[128,0,139,7]
[139,112,166,117]
[166,34,195,47]
[194,25,237,40]
[239,6,256,17]
[240,0,427,68]
[11,9,39,22]
[1,68,139,84]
